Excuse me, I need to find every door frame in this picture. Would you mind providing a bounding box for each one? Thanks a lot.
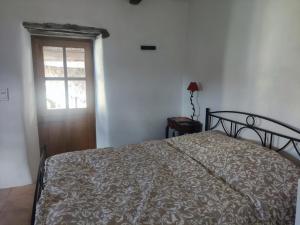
[31,36,96,154]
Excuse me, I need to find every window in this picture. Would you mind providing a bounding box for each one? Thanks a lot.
[43,46,87,110]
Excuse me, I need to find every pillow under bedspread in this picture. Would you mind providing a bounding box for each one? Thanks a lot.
[167,131,300,225]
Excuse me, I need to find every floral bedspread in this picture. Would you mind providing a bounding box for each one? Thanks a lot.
[35,131,300,225]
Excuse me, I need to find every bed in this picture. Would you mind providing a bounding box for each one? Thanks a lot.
[32,108,300,225]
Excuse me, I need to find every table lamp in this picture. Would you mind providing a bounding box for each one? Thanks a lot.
[187,82,202,120]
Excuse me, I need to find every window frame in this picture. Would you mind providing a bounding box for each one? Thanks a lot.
[31,36,95,120]
[42,46,88,110]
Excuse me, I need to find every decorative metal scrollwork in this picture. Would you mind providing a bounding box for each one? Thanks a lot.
[220,120,230,136]
[292,141,300,156]
[205,108,300,157]
[246,115,256,127]
[234,127,264,146]
[210,119,221,130]
[278,140,292,152]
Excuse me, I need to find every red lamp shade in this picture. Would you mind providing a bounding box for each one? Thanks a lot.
[187,82,199,92]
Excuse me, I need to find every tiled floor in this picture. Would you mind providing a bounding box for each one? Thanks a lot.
[0,184,35,225]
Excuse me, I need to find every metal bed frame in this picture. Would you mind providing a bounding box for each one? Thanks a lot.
[31,146,47,225]
[31,108,300,225]
[205,108,300,156]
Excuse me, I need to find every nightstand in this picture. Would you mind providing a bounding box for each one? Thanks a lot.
[166,117,203,138]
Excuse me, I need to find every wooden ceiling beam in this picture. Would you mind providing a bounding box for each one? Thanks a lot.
[23,22,110,39]
[130,0,142,5]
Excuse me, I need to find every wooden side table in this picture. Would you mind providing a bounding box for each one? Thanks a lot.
[166,117,203,138]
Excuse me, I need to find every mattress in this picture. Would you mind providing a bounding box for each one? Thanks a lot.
[35,131,300,225]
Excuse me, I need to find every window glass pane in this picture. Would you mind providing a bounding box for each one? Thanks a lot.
[43,47,64,77]
[66,48,86,77]
[45,80,66,109]
[68,80,87,109]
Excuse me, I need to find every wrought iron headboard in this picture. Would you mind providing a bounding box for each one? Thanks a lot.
[205,108,300,157]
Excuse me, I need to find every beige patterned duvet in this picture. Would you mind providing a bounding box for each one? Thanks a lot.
[35,131,300,225]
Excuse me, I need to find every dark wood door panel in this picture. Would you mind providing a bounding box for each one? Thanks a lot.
[32,37,96,156]
[39,118,94,156]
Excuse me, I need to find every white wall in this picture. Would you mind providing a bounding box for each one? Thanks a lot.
[0,19,32,188]
[186,0,300,146]
[183,0,233,122]
[0,0,189,188]
[21,27,40,183]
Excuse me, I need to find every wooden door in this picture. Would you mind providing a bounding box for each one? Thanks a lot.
[32,37,96,156]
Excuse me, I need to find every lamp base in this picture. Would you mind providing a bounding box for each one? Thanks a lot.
[190,91,196,121]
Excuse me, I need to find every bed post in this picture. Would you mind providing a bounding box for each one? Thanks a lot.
[31,145,47,225]
[205,108,211,131]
